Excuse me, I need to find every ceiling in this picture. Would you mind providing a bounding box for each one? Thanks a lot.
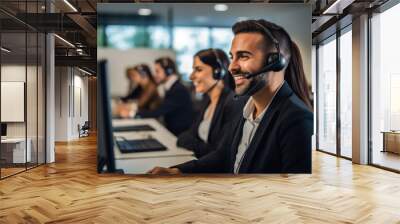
[1,0,97,73]
[98,3,311,27]
[1,0,394,74]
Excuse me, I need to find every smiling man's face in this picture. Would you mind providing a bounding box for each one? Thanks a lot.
[228,32,267,95]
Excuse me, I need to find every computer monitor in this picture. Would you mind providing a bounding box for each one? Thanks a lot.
[97,60,117,173]
[1,123,7,137]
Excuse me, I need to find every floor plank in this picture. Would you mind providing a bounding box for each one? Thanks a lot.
[1,134,400,223]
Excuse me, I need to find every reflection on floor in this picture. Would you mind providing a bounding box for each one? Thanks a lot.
[0,163,42,178]
[373,150,400,171]
[0,167,25,177]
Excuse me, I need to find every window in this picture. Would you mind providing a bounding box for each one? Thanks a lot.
[173,27,210,81]
[339,28,352,158]
[211,28,233,54]
[105,25,170,49]
[370,3,400,171]
[101,25,233,82]
[317,35,337,154]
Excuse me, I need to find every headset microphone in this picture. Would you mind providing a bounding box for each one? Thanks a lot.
[233,20,288,99]
[204,80,219,94]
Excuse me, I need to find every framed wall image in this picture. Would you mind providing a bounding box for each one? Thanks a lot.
[1,81,25,122]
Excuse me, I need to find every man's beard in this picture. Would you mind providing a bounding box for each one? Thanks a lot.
[232,71,265,96]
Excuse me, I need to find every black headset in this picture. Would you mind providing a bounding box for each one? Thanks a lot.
[236,21,288,97]
[211,48,227,80]
[136,65,147,77]
[160,58,175,76]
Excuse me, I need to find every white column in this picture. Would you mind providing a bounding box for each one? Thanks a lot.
[45,1,55,163]
[46,33,55,163]
[352,14,369,164]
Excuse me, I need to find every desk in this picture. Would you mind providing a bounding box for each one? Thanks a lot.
[382,131,400,154]
[1,138,32,163]
[112,119,195,174]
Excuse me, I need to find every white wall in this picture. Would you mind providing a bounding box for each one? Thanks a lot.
[97,48,176,97]
[54,67,89,141]
[1,65,34,137]
[1,64,46,164]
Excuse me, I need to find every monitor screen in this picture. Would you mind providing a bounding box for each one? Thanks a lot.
[97,60,116,173]
[1,123,7,137]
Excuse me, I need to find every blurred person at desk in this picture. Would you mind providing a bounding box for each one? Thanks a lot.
[177,48,241,158]
[116,64,160,118]
[136,57,194,136]
[148,19,313,174]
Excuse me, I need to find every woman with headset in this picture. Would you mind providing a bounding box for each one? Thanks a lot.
[136,57,194,136]
[177,48,241,158]
[117,64,160,118]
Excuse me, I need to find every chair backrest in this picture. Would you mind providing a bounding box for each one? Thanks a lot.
[83,121,90,128]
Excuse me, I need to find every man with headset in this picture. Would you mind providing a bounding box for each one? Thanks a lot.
[148,19,313,174]
[136,57,194,136]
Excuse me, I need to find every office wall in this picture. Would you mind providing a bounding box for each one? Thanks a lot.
[97,48,176,97]
[54,67,89,141]
[1,65,38,138]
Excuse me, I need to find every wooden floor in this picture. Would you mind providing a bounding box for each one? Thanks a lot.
[1,135,400,223]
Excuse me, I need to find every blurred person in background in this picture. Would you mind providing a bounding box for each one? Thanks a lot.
[116,64,160,118]
[136,57,194,136]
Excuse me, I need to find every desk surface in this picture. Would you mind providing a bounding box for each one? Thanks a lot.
[112,119,194,160]
[381,131,400,134]
[111,119,195,174]
[1,137,30,143]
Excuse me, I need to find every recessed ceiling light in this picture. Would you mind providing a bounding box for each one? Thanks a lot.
[214,4,228,12]
[138,8,152,16]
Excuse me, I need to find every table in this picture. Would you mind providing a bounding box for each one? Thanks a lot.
[382,131,400,154]
[1,138,32,163]
[112,119,195,174]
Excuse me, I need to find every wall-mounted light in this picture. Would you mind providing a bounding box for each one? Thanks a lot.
[54,34,75,48]
[63,0,78,12]
[1,47,11,53]
[214,4,228,12]
[138,8,152,16]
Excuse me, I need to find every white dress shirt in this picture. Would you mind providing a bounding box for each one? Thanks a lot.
[198,106,213,143]
[233,82,285,174]
[157,75,178,98]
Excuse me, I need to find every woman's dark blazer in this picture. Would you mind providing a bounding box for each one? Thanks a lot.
[177,87,241,158]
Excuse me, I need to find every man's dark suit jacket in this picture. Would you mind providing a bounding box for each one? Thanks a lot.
[177,87,241,158]
[173,81,313,173]
[137,81,194,136]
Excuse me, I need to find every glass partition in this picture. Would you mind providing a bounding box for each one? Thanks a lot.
[0,1,46,179]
